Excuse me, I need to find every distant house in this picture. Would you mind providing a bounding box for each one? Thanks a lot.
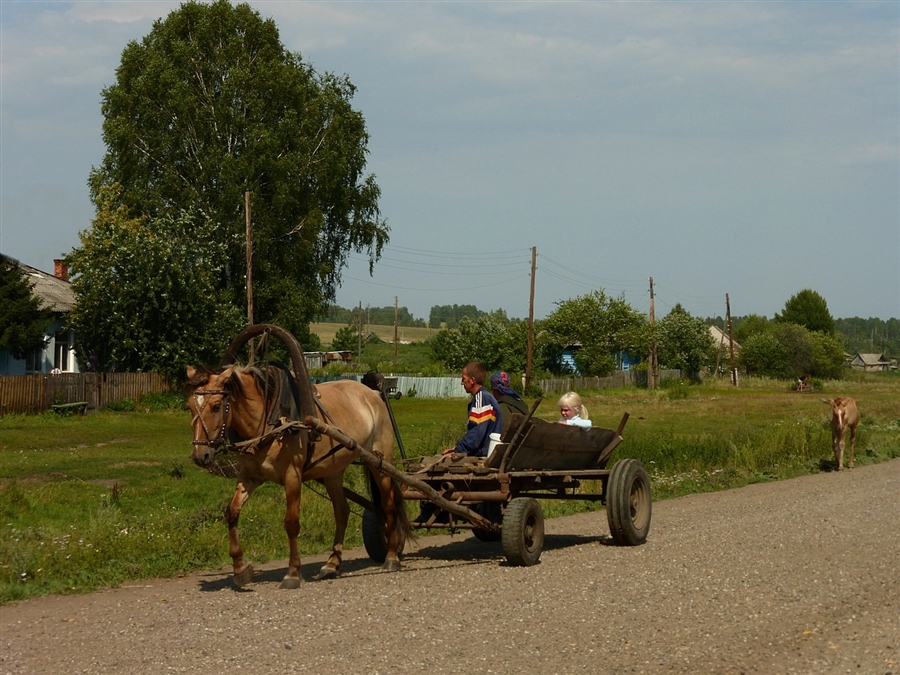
[709,325,740,354]
[303,351,326,370]
[849,353,891,372]
[0,259,79,376]
[562,344,640,373]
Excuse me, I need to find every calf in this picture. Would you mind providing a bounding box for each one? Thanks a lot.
[821,397,859,471]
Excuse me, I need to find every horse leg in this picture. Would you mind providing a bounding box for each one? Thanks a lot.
[372,470,404,572]
[315,473,349,581]
[835,430,845,471]
[226,479,259,587]
[281,471,303,589]
[848,425,857,469]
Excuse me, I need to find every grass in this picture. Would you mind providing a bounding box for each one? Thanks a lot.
[310,322,440,347]
[1,373,898,603]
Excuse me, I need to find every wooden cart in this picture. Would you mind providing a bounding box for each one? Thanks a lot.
[309,399,652,567]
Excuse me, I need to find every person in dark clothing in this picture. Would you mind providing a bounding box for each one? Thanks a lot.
[490,370,528,428]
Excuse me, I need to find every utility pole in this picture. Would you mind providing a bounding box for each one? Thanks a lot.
[648,277,658,389]
[526,246,536,388]
[357,301,363,366]
[245,191,255,362]
[726,293,738,386]
[394,296,399,366]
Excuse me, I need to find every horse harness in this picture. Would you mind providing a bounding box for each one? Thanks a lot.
[191,369,348,471]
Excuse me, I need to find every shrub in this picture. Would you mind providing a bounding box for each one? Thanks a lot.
[107,398,136,412]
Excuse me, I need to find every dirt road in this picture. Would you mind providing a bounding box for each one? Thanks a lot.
[2,459,898,674]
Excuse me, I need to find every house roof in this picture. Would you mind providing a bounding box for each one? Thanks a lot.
[852,353,888,365]
[709,325,740,350]
[18,263,75,313]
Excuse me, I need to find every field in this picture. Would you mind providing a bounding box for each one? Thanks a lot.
[310,322,440,347]
[1,373,898,603]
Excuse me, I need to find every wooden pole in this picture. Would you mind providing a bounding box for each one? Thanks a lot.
[357,301,363,366]
[648,277,658,389]
[526,246,536,388]
[304,416,495,531]
[394,296,399,366]
[726,293,738,386]
[245,191,255,362]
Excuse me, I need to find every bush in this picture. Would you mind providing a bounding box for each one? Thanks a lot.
[141,391,186,411]
[107,398,136,412]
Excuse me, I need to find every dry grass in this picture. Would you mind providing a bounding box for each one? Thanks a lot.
[310,322,440,346]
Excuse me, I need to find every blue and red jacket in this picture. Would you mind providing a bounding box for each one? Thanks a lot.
[454,387,503,457]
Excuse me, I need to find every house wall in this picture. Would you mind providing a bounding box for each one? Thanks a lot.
[0,317,79,376]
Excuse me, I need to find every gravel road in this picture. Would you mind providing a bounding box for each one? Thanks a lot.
[2,459,898,674]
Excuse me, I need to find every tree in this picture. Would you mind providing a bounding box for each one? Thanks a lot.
[738,332,787,377]
[331,326,358,352]
[429,313,519,372]
[656,304,716,373]
[67,185,245,375]
[775,290,835,335]
[540,291,647,377]
[0,256,53,358]
[88,0,386,342]
[733,314,771,344]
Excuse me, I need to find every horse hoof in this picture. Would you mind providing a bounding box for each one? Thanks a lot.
[233,564,255,587]
[382,558,401,573]
[280,575,303,589]
[315,565,339,581]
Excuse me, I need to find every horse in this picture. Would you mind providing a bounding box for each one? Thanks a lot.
[821,397,859,471]
[186,363,410,588]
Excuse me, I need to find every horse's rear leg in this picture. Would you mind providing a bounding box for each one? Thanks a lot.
[315,473,349,581]
[372,471,407,572]
[848,425,857,469]
[226,479,259,587]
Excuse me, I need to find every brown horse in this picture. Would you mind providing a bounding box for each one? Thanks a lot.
[186,363,410,588]
[821,397,859,471]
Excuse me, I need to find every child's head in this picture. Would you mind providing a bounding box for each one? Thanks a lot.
[558,391,587,420]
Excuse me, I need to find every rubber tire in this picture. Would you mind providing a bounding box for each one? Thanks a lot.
[472,501,502,542]
[606,458,652,546]
[362,508,407,563]
[362,509,387,563]
[501,498,544,566]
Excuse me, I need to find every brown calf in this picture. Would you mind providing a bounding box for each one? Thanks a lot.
[821,397,859,471]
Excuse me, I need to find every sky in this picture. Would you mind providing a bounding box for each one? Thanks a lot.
[1,1,898,325]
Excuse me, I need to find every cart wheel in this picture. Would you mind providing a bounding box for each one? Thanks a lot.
[394,391,402,401]
[362,509,387,563]
[473,502,502,542]
[502,498,544,566]
[362,508,408,563]
[606,459,652,546]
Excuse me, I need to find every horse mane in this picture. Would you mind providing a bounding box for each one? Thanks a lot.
[228,365,278,403]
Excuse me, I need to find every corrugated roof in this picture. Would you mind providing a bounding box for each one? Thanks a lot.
[852,353,888,365]
[18,263,75,313]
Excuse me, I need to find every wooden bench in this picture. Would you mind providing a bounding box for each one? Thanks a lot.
[51,401,88,415]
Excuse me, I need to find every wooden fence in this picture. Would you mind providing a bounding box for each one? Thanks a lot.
[535,369,684,394]
[0,372,174,415]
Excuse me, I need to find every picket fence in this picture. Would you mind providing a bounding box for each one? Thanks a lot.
[0,372,173,415]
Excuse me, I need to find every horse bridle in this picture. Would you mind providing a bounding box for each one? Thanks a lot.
[191,388,232,453]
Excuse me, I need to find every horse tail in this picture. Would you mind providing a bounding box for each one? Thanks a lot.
[367,469,413,545]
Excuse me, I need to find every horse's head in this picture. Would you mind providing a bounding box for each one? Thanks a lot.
[186,366,237,467]
[186,365,279,466]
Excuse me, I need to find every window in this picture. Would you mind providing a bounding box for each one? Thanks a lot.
[54,330,71,372]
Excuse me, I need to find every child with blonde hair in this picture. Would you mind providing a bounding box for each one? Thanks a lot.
[557,391,591,429]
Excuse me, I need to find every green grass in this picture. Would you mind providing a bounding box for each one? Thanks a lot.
[1,374,898,603]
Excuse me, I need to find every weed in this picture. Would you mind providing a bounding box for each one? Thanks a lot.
[107,398,136,413]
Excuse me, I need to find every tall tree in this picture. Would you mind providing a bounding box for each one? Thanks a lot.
[0,256,53,358]
[775,289,835,334]
[87,0,387,342]
[657,304,716,373]
[67,186,245,375]
[541,291,647,377]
